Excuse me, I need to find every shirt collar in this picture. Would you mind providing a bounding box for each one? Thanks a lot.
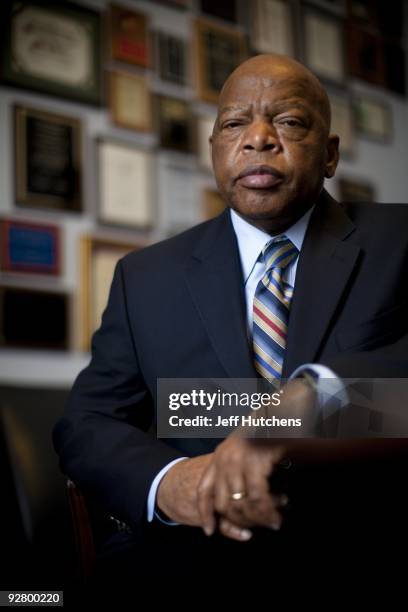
[230,205,315,283]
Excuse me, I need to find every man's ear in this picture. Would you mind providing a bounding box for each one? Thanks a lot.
[325,134,340,179]
[209,135,213,145]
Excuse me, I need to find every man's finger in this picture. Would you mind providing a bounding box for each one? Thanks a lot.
[197,462,217,536]
[241,464,285,529]
[219,518,253,542]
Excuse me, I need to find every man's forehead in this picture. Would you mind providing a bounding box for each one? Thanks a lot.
[219,74,317,109]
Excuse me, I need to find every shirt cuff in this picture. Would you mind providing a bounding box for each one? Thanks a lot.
[147,457,188,523]
[290,363,349,409]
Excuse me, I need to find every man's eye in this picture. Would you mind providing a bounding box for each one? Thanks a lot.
[223,121,242,129]
[280,119,302,127]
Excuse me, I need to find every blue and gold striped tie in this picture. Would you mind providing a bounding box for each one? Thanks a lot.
[253,237,299,386]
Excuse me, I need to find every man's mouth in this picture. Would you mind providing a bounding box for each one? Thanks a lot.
[236,165,284,189]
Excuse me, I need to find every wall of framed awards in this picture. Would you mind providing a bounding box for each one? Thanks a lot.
[0,0,407,387]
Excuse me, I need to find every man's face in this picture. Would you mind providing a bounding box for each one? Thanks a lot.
[211,63,338,233]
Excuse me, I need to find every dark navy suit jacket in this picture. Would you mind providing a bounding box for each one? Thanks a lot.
[53,191,408,574]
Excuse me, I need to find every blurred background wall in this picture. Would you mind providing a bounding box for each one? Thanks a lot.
[0,0,407,588]
[0,0,407,388]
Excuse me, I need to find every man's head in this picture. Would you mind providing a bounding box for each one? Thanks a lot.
[210,54,339,234]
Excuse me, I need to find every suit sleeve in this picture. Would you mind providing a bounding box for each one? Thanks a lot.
[52,260,185,531]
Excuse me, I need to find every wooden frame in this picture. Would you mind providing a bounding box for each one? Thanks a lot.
[109,71,152,132]
[194,18,247,104]
[80,236,137,349]
[0,218,61,275]
[0,0,102,105]
[14,105,82,212]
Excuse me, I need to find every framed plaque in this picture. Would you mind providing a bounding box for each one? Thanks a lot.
[154,31,187,86]
[194,19,247,104]
[202,189,225,220]
[109,4,148,67]
[329,92,354,158]
[97,139,153,229]
[0,286,68,350]
[0,0,102,105]
[304,10,345,83]
[156,96,192,152]
[80,237,136,349]
[196,115,216,170]
[200,0,238,23]
[109,71,152,132]
[251,0,294,56]
[346,24,386,87]
[0,219,60,275]
[15,105,82,212]
[338,176,375,202]
[354,97,392,142]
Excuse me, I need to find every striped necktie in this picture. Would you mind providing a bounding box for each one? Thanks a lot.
[252,237,299,386]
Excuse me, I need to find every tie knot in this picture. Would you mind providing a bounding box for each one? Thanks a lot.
[262,237,298,270]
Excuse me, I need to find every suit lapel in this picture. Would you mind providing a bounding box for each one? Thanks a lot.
[283,192,361,377]
[183,210,258,379]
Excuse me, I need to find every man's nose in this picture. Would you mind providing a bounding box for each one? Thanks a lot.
[243,120,280,152]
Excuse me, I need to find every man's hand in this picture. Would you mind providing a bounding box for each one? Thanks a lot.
[156,454,213,526]
[196,377,317,538]
[156,454,258,541]
[197,439,288,538]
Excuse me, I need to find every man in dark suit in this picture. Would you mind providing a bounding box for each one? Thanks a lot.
[53,54,408,582]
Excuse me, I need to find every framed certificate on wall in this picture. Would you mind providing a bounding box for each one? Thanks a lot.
[109,4,149,67]
[97,139,154,229]
[109,71,152,132]
[194,19,247,103]
[15,105,82,212]
[0,219,61,275]
[251,0,294,56]
[80,236,137,349]
[303,10,345,83]
[0,0,102,105]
